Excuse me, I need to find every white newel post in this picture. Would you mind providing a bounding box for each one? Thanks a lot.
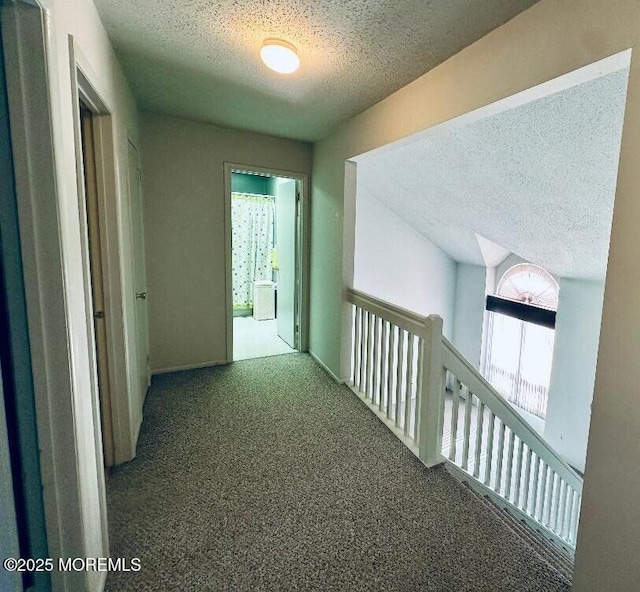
[417,315,445,467]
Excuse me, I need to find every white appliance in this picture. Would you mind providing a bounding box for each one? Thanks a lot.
[253,280,276,320]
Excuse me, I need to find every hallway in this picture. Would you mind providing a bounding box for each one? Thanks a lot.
[105,354,569,591]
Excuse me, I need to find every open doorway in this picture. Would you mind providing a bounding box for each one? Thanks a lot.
[347,51,630,473]
[78,103,115,469]
[225,166,308,361]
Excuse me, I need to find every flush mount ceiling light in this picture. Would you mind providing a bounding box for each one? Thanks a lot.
[260,39,300,74]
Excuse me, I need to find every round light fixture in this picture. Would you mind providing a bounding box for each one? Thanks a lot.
[260,39,300,74]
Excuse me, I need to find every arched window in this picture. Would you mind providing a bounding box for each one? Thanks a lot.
[485,264,558,419]
[497,264,559,309]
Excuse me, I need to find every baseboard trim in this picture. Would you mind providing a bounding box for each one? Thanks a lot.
[309,350,346,384]
[151,360,228,375]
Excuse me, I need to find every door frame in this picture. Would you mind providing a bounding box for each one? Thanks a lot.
[223,163,310,362]
[69,37,137,465]
[2,2,91,588]
[0,7,49,590]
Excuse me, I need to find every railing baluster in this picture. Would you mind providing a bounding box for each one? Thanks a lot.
[365,312,374,399]
[551,474,561,531]
[473,401,485,478]
[494,420,506,493]
[557,481,567,535]
[566,488,575,540]
[413,338,425,441]
[449,379,461,462]
[569,491,581,545]
[352,306,361,386]
[372,316,380,404]
[567,490,576,541]
[483,411,496,486]
[543,470,555,527]
[564,489,575,542]
[530,454,540,519]
[439,365,447,446]
[404,334,414,437]
[411,337,424,444]
[512,438,524,506]
[547,472,560,531]
[503,429,515,501]
[359,310,367,392]
[394,330,405,427]
[461,388,473,471]
[521,447,533,513]
[386,325,395,419]
[379,320,388,412]
[538,464,549,523]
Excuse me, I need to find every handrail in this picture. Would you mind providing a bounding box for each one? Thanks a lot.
[442,337,583,493]
[346,289,428,337]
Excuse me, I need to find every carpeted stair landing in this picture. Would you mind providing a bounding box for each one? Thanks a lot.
[106,353,571,591]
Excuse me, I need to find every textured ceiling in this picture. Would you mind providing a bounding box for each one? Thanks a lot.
[356,68,629,280]
[94,0,539,141]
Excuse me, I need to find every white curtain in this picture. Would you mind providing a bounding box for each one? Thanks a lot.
[231,193,275,308]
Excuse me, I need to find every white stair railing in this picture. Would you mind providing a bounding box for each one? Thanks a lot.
[346,288,583,550]
[347,289,445,466]
[442,338,582,547]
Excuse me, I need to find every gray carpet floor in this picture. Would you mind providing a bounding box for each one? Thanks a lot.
[105,353,570,591]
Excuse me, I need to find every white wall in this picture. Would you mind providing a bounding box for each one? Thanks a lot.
[451,263,486,368]
[479,265,497,374]
[545,279,605,471]
[140,113,312,373]
[494,252,531,288]
[310,2,640,587]
[354,193,456,337]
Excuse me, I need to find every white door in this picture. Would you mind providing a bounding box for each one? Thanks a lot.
[81,106,115,467]
[275,178,297,348]
[128,141,150,402]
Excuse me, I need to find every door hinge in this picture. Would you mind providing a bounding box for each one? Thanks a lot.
[295,324,299,333]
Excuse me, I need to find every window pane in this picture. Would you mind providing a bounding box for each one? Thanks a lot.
[485,313,554,419]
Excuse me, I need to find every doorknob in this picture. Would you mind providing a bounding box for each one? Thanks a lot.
[136,292,147,300]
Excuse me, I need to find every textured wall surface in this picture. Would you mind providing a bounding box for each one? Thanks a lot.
[140,113,311,373]
[545,279,605,472]
[353,193,456,338]
[451,263,486,369]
